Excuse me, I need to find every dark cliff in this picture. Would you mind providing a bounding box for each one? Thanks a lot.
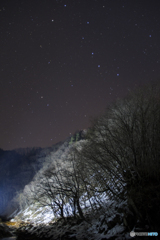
[0,147,44,219]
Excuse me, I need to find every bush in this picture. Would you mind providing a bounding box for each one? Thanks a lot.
[79,82,160,229]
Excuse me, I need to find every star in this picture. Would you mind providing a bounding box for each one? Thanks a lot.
[1,0,159,151]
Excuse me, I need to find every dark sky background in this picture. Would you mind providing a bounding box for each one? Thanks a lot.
[0,0,160,150]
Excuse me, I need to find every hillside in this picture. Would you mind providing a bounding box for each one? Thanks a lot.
[0,146,42,218]
[0,143,62,218]
[0,85,160,239]
[0,131,84,220]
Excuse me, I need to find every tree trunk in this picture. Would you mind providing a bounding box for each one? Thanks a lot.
[60,206,64,218]
[76,198,84,219]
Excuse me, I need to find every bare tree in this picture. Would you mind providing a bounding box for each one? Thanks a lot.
[27,151,85,219]
[78,83,160,226]
[17,83,160,229]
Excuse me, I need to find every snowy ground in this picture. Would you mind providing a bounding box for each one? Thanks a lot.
[12,191,109,224]
[11,196,136,240]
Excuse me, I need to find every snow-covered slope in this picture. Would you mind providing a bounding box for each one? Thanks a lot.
[13,197,136,240]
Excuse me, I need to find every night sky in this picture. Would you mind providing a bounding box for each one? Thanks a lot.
[0,0,160,150]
